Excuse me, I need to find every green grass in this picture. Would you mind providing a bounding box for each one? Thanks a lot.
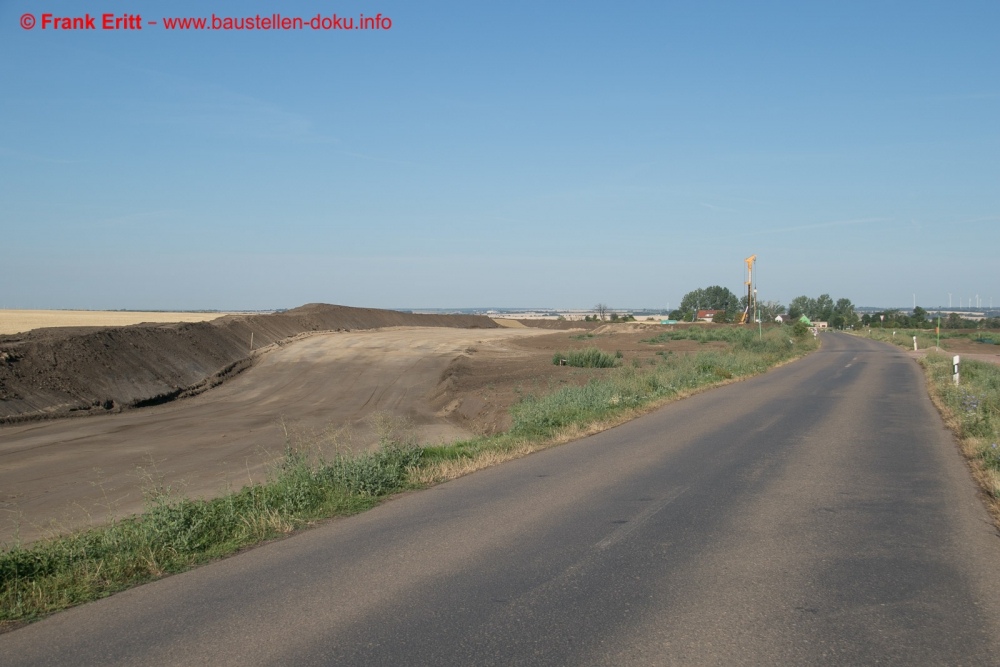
[1,443,420,624]
[863,327,942,351]
[919,352,1000,479]
[527,327,807,439]
[641,326,771,346]
[1,324,817,625]
[862,327,1000,351]
[551,347,619,368]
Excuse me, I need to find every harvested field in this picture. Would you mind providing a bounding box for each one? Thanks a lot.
[0,310,237,336]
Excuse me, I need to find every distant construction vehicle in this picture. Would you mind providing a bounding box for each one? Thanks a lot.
[738,254,757,325]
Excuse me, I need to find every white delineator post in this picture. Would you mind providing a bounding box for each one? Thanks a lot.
[953,355,960,386]
[913,336,918,351]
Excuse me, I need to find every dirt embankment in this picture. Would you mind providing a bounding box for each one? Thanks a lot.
[0,304,496,422]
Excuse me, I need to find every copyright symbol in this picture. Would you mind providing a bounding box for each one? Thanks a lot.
[21,13,36,29]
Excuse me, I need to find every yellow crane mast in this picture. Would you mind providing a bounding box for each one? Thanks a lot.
[738,254,756,325]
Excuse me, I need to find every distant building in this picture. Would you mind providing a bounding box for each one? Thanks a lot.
[697,309,722,322]
[775,314,814,325]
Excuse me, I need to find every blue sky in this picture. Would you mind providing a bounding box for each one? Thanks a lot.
[2,1,997,311]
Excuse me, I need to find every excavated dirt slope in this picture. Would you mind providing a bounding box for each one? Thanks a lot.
[0,304,496,422]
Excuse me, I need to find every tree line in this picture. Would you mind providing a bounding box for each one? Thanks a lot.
[863,308,1000,330]
[667,286,859,329]
[668,286,1000,330]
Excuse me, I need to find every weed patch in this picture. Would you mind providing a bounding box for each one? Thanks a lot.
[1,439,420,623]
[551,347,619,368]
[918,353,1000,499]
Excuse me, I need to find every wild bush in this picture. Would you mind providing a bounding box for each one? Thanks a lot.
[550,347,619,368]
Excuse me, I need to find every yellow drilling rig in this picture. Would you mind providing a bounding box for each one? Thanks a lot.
[738,254,757,325]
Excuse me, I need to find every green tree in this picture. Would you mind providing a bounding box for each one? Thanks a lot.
[679,286,741,318]
[833,298,858,329]
[834,298,855,320]
[788,296,812,319]
[945,312,969,329]
[814,294,834,321]
[712,310,729,324]
[758,300,786,322]
[882,309,904,327]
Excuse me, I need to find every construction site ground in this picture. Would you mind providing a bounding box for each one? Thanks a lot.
[1,321,716,546]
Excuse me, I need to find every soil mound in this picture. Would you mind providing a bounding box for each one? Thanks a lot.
[0,304,496,422]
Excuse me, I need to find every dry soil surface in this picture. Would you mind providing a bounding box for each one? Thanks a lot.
[0,322,728,545]
[0,327,542,545]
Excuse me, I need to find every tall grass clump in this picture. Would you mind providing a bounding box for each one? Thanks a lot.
[919,352,1000,495]
[0,439,421,623]
[551,347,619,368]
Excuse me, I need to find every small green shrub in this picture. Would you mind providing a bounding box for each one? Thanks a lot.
[551,348,619,368]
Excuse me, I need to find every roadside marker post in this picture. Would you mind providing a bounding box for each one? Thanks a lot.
[953,355,960,386]
[913,336,918,351]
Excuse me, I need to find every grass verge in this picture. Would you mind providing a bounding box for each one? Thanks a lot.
[917,352,1000,504]
[1,325,817,627]
[860,327,999,352]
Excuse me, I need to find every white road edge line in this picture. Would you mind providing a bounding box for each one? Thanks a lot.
[596,486,689,551]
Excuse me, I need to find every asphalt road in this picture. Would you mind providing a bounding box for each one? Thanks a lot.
[4,332,1000,665]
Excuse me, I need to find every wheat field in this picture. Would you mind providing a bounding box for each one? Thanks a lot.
[0,310,235,335]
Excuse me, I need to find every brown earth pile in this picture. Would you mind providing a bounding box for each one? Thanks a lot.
[0,304,496,422]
